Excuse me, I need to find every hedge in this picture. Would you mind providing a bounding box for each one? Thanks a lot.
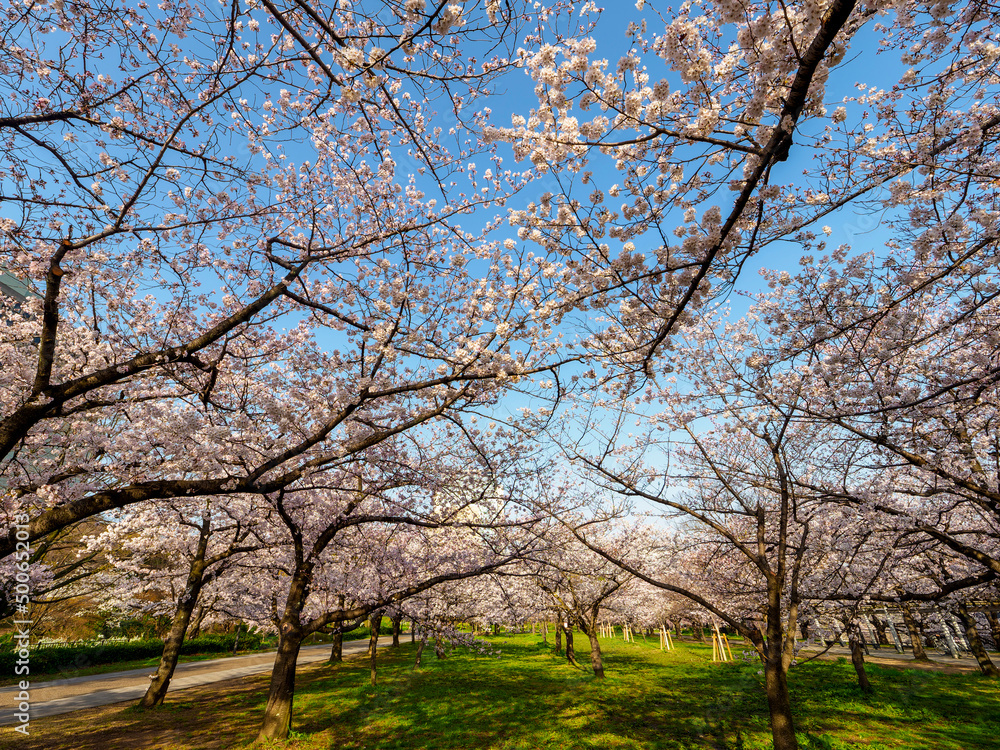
[0,631,268,675]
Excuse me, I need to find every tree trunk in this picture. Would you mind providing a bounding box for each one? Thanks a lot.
[764,578,797,750]
[870,616,890,647]
[554,622,562,654]
[411,620,416,643]
[186,604,206,640]
[414,636,427,668]
[984,610,1000,649]
[674,619,681,639]
[564,623,576,665]
[847,620,872,692]
[329,595,345,663]
[329,626,343,663]
[434,637,446,659]
[367,613,381,685]
[956,603,999,678]
[366,613,382,658]
[586,627,604,678]
[391,613,402,647]
[256,625,304,742]
[764,652,798,750]
[901,605,932,662]
[139,562,206,708]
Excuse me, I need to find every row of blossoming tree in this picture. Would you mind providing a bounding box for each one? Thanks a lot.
[3,0,999,747]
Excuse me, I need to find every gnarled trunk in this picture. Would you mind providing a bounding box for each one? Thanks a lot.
[763,576,797,750]
[957,603,999,678]
[139,575,204,708]
[329,594,345,663]
[367,613,381,685]
[554,621,562,654]
[186,604,206,640]
[414,636,427,668]
[586,628,604,678]
[139,544,209,709]
[847,620,872,692]
[391,613,402,647]
[564,623,576,665]
[986,610,1000,648]
[256,624,304,742]
[901,604,932,662]
[366,613,382,658]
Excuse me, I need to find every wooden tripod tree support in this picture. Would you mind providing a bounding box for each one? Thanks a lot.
[660,625,674,652]
[623,623,634,643]
[712,624,734,662]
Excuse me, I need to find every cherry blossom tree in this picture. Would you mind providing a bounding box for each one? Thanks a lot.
[525,521,634,677]
[0,0,577,563]
[744,253,1000,593]
[79,495,273,707]
[493,0,1000,384]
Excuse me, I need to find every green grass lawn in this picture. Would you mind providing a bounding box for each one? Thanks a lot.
[7,634,998,749]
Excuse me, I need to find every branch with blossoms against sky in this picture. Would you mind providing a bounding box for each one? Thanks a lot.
[735,251,1000,584]
[488,0,1000,384]
[0,0,585,558]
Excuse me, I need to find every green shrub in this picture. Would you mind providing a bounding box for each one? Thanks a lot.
[0,631,268,675]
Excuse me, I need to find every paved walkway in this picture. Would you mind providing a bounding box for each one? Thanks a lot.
[796,643,986,672]
[0,639,382,725]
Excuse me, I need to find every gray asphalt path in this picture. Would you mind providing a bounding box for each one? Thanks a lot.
[796,643,984,671]
[0,638,381,725]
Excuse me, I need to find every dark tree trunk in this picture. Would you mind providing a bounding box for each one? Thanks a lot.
[674,619,681,639]
[985,610,1000,649]
[764,651,797,750]
[901,605,932,662]
[414,636,427,668]
[411,620,416,643]
[586,627,604,678]
[139,553,208,708]
[391,613,402,647]
[434,637,446,659]
[366,613,381,685]
[329,627,343,663]
[847,620,872,692]
[554,622,562,654]
[870,616,890,647]
[329,594,345,663]
[256,625,304,741]
[957,603,999,678]
[763,580,797,750]
[186,604,206,640]
[366,613,382,658]
[564,624,576,665]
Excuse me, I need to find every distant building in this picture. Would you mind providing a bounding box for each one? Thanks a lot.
[0,271,30,304]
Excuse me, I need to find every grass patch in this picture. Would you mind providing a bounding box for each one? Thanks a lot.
[5,634,998,749]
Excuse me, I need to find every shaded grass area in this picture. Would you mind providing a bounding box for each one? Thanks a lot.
[4,634,998,749]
